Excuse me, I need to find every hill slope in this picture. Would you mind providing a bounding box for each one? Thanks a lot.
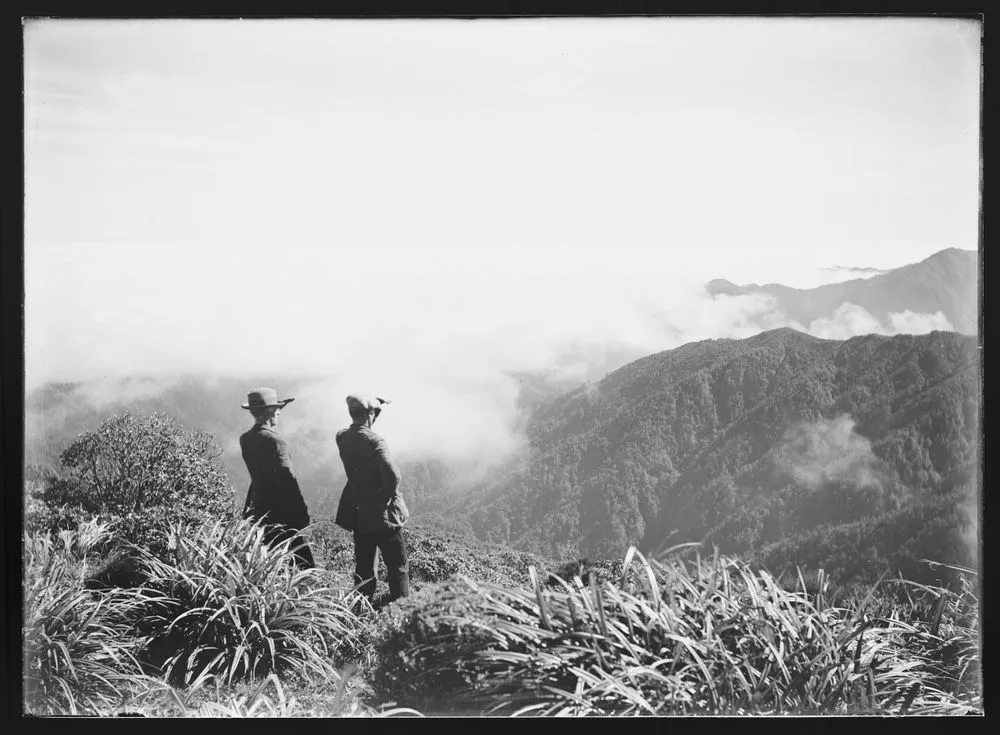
[447,328,979,581]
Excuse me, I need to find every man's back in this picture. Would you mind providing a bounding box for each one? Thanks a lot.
[241,424,308,529]
[336,424,406,534]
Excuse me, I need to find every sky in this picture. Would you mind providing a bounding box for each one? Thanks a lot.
[23,17,982,461]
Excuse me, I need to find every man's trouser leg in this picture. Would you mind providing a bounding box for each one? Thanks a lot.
[353,531,379,599]
[266,525,315,570]
[376,528,409,601]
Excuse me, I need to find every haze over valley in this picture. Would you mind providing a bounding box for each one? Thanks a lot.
[26,247,981,583]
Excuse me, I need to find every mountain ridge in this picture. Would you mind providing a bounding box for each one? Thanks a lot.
[705,248,978,334]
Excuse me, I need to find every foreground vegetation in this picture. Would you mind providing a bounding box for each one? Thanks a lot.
[23,409,981,717]
[24,518,980,717]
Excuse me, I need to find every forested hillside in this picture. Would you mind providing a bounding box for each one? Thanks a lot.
[706,248,978,334]
[450,328,979,582]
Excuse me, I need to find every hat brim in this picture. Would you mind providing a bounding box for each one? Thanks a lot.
[241,397,295,410]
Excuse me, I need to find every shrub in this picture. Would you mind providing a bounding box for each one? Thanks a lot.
[31,411,235,556]
[127,517,364,686]
[24,466,95,537]
[23,520,153,715]
[365,579,502,713]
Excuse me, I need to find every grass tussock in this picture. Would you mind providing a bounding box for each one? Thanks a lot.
[127,517,366,686]
[109,670,423,717]
[23,519,155,715]
[367,545,981,716]
[24,515,980,718]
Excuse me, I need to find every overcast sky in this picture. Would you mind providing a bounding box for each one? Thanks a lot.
[24,17,981,396]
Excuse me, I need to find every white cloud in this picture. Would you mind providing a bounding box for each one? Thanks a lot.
[806,303,955,340]
[777,414,886,494]
[26,239,824,472]
[887,309,955,334]
[74,376,183,410]
[807,304,887,340]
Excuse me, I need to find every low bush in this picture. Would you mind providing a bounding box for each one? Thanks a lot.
[365,579,502,713]
[30,411,235,557]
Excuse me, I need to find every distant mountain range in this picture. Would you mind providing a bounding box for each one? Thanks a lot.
[446,328,979,583]
[705,248,979,335]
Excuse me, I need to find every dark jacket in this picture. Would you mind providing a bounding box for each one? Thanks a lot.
[240,424,310,530]
[335,424,408,534]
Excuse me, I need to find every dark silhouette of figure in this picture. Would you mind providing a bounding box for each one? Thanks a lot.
[240,387,314,569]
[335,394,409,603]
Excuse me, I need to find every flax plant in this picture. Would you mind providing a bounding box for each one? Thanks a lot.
[368,546,982,716]
[128,517,365,686]
[23,520,155,715]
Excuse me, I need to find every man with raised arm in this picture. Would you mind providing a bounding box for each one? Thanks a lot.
[335,394,409,604]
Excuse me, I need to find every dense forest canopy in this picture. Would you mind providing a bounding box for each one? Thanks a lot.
[444,329,978,583]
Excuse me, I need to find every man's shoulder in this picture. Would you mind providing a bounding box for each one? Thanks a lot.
[358,426,385,443]
[336,426,365,449]
[243,425,280,443]
[337,425,383,447]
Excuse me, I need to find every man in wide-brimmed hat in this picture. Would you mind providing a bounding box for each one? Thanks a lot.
[240,387,314,568]
[335,394,409,604]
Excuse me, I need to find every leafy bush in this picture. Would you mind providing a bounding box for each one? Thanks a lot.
[126,517,364,686]
[367,546,982,716]
[28,411,235,556]
[23,520,153,715]
[365,579,502,712]
[24,464,96,537]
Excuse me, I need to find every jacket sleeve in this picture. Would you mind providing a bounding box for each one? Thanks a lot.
[239,434,255,517]
[373,437,402,498]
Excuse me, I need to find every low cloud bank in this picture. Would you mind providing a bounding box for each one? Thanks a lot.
[805,303,954,341]
[775,414,888,496]
[75,376,183,410]
[959,495,980,568]
[25,242,967,477]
